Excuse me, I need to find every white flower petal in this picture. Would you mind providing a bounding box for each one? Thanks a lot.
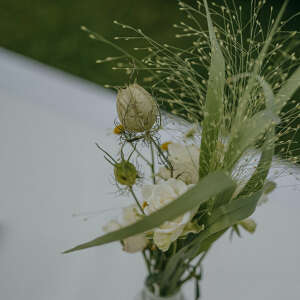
[142,178,195,251]
[156,143,200,184]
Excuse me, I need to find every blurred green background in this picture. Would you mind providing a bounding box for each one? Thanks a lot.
[1,0,299,86]
[0,0,299,159]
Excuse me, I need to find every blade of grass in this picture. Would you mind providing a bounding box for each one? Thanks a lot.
[198,0,225,178]
[239,128,275,197]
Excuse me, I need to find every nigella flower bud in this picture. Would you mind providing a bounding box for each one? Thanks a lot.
[117,83,158,132]
[114,161,137,186]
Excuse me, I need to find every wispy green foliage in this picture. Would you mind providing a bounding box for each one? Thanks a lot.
[233,0,289,125]
[275,66,300,113]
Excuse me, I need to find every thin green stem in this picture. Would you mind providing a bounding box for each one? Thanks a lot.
[95,143,117,164]
[194,249,209,269]
[172,241,177,256]
[180,250,209,285]
[142,250,152,275]
[129,143,152,166]
[129,186,145,215]
[149,136,174,177]
[150,140,156,184]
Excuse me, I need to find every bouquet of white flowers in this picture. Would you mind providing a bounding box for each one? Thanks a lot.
[64,1,300,299]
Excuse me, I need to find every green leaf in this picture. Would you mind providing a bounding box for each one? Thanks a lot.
[161,190,261,286]
[224,109,278,170]
[63,171,234,254]
[275,66,300,114]
[213,182,236,208]
[228,73,275,197]
[163,229,228,293]
[239,128,275,196]
[161,229,211,289]
[199,0,225,178]
[205,191,262,234]
[263,180,277,194]
[193,228,227,255]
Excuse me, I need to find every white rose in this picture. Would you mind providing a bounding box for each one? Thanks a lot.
[103,204,148,253]
[117,83,158,132]
[158,143,200,184]
[142,178,195,252]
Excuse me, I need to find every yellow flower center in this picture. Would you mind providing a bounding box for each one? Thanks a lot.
[161,141,172,151]
[113,124,124,135]
[142,201,149,209]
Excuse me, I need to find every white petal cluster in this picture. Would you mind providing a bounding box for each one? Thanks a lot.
[117,83,158,132]
[103,204,148,253]
[142,178,194,252]
[158,143,200,184]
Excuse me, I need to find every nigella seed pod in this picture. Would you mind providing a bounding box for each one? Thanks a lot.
[114,161,137,186]
[117,83,158,132]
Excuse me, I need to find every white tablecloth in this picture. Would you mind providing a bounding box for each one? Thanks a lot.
[0,48,299,300]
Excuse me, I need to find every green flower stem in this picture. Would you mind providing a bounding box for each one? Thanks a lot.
[129,143,152,167]
[156,251,165,271]
[129,186,145,215]
[164,259,186,295]
[150,140,156,184]
[172,241,177,256]
[149,136,174,177]
[142,249,152,275]
[180,250,209,285]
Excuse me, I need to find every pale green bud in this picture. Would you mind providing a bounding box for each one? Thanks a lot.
[114,161,137,186]
[117,83,158,132]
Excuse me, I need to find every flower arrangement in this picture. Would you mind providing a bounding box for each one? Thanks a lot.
[64,1,300,299]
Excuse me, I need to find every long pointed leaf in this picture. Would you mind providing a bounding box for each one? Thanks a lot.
[239,129,275,196]
[199,0,225,178]
[63,171,234,253]
[205,191,262,234]
[237,74,275,197]
[161,190,261,286]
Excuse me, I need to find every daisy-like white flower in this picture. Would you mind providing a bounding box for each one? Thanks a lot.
[158,143,200,185]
